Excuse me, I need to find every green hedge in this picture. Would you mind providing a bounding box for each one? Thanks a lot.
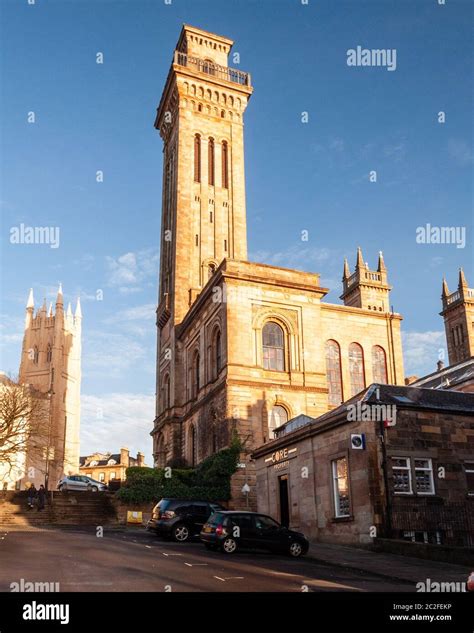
[116,436,241,505]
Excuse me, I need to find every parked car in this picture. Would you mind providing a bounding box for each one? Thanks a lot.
[57,475,107,493]
[200,511,309,557]
[146,498,224,542]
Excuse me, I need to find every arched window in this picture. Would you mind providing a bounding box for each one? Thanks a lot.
[222,141,229,189]
[262,322,285,371]
[33,346,39,364]
[325,340,343,406]
[193,351,200,397]
[372,346,388,384]
[202,58,215,75]
[194,134,201,182]
[162,374,170,410]
[46,344,52,363]
[208,138,215,186]
[349,343,365,396]
[268,405,288,438]
[208,263,216,279]
[189,425,197,466]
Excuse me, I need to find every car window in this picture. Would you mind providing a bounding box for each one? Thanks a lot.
[255,515,280,530]
[70,476,78,481]
[207,512,225,526]
[176,504,191,514]
[192,504,208,514]
[230,515,254,530]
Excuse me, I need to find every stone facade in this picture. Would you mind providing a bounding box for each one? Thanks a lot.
[151,26,405,507]
[252,385,474,546]
[79,448,146,485]
[15,285,81,489]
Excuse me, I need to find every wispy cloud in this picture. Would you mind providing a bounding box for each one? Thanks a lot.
[83,330,154,377]
[402,330,446,377]
[105,248,158,294]
[81,392,155,464]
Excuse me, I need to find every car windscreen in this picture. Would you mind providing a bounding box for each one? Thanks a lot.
[155,499,171,512]
[207,512,226,526]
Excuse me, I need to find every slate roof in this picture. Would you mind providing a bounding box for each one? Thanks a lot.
[409,357,474,391]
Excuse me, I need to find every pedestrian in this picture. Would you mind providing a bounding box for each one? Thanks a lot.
[37,485,45,512]
[27,484,36,509]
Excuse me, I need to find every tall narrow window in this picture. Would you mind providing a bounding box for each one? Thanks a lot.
[193,351,200,397]
[162,374,170,410]
[46,344,52,363]
[214,330,222,375]
[222,141,229,188]
[348,343,365,396]
[194,134,201,182]
[190,425,197,466]
[33,346,39,364]
[262,322,285,371]
[208,138,215,186]
[372,345,387,384]
[332,457,350,517]
[325,340,343,406]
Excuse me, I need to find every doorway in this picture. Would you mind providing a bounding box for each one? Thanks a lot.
[278,474,290,527]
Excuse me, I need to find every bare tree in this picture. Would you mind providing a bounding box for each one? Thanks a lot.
[0,376,50,483]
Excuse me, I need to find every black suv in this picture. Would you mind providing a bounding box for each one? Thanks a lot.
[200,511,309,557]
[147,498,224,542]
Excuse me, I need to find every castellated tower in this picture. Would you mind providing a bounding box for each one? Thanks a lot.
[19,285,81,488]
[441,269,474,365]
[340,248,392,312]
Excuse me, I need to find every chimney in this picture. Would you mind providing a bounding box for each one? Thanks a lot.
[120,447,130,468]
[437,360,445,372]
[137,452,145,468]
[404,376,419,385]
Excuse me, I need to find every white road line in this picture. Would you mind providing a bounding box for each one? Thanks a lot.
[214,576,226,582]
[225,577,244,580]
[145,545,152,549]
[184,563,208,567]
[162,552,183,557]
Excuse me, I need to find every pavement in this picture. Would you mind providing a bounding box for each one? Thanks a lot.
[306,541,471,584]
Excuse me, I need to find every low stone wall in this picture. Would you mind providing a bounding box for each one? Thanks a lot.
[374,538,474,567]
[111,498,154,526]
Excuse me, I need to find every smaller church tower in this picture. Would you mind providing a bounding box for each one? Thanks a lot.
[19,285,81,488]
[340,248,392,312]
[440,269,474,365]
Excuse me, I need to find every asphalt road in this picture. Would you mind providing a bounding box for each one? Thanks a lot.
[0,527,414,592]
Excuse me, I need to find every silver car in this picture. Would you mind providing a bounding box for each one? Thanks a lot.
[57,475,107,492]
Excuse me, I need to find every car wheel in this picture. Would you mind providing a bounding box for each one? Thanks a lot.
[172,523,190,542]
[59,484,66,492]
[91,486,98,492]
[288,541,304,558]
[221,537,238,554]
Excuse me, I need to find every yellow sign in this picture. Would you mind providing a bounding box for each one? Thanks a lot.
[127,511,143,524]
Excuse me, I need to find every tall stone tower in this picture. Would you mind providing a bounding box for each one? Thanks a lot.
[340,248,392,312]
[440,269,474,365]
[19,285,81,487]
[154,24,253,326]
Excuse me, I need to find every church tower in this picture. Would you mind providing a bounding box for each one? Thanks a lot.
[154,24,253,327]
[440,269,474,364]
[340,248,392,312]
[19,285,81,487]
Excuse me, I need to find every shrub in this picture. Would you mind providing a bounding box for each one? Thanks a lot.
[116,438,242,505]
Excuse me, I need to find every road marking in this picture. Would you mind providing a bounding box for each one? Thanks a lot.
[145,545,152,549]
[214,576,226,582]
[213,575,244,581]
[162,552,183,557]
[184,563,208,567]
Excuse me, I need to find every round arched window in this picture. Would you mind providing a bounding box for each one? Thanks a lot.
[268,405,288,437]
[262,322,285,371]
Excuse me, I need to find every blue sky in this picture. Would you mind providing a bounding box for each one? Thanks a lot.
[1,0,472,463]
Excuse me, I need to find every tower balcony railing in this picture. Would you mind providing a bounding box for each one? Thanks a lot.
[174,51,251,87]
[443,287,474,309]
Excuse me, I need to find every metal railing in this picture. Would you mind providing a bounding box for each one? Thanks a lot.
[174,51,251,87]
[390,499,474,547]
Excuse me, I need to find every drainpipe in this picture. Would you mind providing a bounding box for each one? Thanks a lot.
[378,416,392,538]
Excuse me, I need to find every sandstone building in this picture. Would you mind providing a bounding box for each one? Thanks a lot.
[11,285,82,489]
[80,448,146,485]
[151,26,405,502]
